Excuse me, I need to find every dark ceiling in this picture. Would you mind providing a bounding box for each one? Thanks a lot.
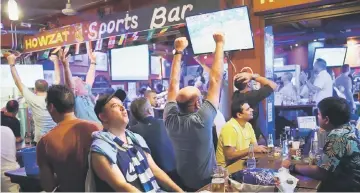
[273,13,360,45]
[0,0,109,22]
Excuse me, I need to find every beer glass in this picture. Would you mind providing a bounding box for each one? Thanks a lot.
[211,165,225,192]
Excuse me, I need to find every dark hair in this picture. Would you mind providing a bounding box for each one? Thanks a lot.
[130,97,150,121]
[318,97,350,127]
[197,66,204,75]
[231,99,248,118]
[315,58,327,69]
[188,79,195,86]
[35,79,49,92]
[342,64,350,73]
[234,79,247,91]
[46,85,75,113]
[6,100,19,113]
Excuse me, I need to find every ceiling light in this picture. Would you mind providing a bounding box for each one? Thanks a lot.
[313,39,317,42]
[204,55,207,59]
[295,44,298,47]
[8,0,19,21]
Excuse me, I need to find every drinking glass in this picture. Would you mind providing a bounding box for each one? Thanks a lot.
[212,165,225,192]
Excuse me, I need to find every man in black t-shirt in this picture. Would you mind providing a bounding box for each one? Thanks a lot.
[232,72,277,140]
[1,100,23,142]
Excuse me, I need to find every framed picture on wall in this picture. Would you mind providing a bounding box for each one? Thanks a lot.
[111,84,125,91]
[95,52,108,71]
[43,70,55,86]
[71,54,89,66]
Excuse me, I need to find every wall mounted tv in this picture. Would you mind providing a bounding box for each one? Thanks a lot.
[313,47,347,67]
[185,6,254,55]
[110,45,149,80]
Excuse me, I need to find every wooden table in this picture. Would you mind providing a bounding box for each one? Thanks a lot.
[4,167,42,192]
[198,154,321,192]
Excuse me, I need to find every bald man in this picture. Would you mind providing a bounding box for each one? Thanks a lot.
[164,33,225,191]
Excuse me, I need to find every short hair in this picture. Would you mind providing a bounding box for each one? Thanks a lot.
[283,72,293,81]
[231,99,248,118]
[234,79,247,91]
[46,85,75,113]
[130,97,151,121]
[318,97,350,127]
[144,90,156,97]
[315,58,327,69]
[35,79,49,92]
[342,64,350,73]
[6,100,19,113]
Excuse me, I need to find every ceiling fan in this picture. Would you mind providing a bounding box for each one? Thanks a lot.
[62,0,77,16]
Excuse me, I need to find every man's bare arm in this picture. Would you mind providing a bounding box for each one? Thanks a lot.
[86,50,96,86]
[167,37,188,102]
[59,49,73,89]
[49,55,61,85]
[7,55,24,94]
[206,33,225,108]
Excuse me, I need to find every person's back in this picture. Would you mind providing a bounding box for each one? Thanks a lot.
[1,126,20,192]
[130,117,176,173]
[318,124,360,191]
[37,119,100,191]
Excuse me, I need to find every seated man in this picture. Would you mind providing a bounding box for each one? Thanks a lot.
[36,85,101,192]
[129,97,177,181]
[90,90,182,192]
[216,99,267,167]
[282,97,360,192]
[1,100,22,142]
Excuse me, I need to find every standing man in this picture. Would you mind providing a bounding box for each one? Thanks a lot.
[335,64,355,111]
[164,33,225,191]
[7,54,56,143]
[36,85,100,192]
[144,90,158,107]
[302,58,333,105]
[58,49,100,123]
[216,99,267,167]
[282,97,360,192]
[232,72,277,140]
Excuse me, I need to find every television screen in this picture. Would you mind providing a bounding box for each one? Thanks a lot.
[111,45,149,80]
[313,47,347,67]
[186,6,254,55]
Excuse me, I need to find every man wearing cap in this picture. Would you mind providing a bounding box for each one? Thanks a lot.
[90,89,183,192]
[36,85,101,192]
[7,54,56,143]
[163,33,225,191]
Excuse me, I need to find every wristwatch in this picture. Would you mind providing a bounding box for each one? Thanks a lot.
[289,163,296,173]
[251,73,260,80]
[90,62,96,65]
[172,49,183,55]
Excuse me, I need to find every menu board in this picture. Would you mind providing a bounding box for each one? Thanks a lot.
[1,65,44,88]
[297,116,317,129]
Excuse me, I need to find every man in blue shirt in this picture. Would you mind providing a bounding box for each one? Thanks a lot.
[282,97,360,191]
[164,33,225,191]
[129,97,179,184]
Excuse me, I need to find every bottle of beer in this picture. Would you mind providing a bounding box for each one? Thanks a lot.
[247,144,256,169]
[267,134,274,157]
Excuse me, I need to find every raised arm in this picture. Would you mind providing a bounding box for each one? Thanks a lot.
[235,73,277,90]
[86,50,96,86]
[7,54,24,94]
[59,49,73,90]
[167,37,188,102]
[49,55,61,85]
[206,33,225,108]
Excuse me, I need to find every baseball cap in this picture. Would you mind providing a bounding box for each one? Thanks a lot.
[94,89,127,121]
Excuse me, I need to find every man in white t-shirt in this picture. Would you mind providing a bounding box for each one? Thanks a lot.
[7,54,56,143]
[1,126,20,192]
[302,58,333,105]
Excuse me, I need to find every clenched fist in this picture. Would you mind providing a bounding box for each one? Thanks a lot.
[49,55,59,62]
[213,32,225,44]
[7,54,17,65]
[174,37,188,52]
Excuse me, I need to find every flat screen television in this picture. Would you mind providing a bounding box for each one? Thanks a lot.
[185,6,254,55]
[110,45,149,80]
[313,47,347,67]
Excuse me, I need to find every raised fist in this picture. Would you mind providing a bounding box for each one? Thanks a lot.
[49,55,59,62]
[174,37,188,52]
[213,32,225,44]
[7,54,17,65]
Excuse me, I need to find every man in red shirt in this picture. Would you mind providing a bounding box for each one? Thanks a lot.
[36,85,101,192]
